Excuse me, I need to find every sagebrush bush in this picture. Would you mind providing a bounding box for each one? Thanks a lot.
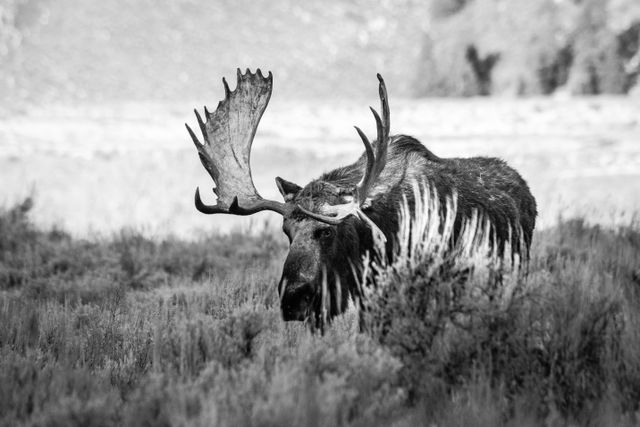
[0,198,287,294]
[361,188,640,423]
[1,198,639,426]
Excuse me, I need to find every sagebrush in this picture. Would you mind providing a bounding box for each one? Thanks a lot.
[1,199,639,426]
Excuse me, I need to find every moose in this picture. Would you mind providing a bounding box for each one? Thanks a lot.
[186,69,537,328]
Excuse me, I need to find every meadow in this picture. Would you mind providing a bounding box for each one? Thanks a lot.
[1,194,639,426]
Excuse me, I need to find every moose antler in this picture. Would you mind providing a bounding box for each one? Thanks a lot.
[298,74,390,239]
[186,68,291,216]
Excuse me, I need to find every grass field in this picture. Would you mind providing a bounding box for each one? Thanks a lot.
[1,194,640,426]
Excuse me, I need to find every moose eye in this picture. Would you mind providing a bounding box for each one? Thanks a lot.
[315,227,335,239]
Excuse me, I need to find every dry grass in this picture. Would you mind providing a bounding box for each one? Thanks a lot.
[1,197,639,426]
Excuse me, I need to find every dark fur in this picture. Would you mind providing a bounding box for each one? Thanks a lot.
[280,135,537,326]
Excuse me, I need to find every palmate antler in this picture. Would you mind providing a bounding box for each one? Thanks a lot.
[186,69,291,216]
[297,74,390,239]
[187,70,390,241]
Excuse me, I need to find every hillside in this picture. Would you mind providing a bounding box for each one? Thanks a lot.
[0,0,428,105]
[2,0,640,107]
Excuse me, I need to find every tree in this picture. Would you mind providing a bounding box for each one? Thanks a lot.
[568,0,626,94]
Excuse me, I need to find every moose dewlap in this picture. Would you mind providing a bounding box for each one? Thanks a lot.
[186,68,537,329]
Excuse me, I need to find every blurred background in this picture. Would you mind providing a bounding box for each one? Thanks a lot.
[1,0,639,237]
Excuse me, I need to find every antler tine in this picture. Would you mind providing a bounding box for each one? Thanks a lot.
[354,126,375,200]
[186,121,216,181]
[377,73,390,139]
[374,74,390,176]
[185,123,200,147]
[222,77,231,97]
[194,109,207,141]
[195,187,227,214]
[370,106,383,145]
[367,107,385,185]
[355,74,391,203]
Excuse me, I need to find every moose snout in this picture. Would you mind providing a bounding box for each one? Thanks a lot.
[280,282,316,321]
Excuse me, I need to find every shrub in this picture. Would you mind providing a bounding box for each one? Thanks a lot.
[1,197,639,425]
[362,187,640,422]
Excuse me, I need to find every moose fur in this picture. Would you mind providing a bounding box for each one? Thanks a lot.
[279,134,537,325]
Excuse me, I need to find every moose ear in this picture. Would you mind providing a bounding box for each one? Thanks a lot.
[275,176,302,202]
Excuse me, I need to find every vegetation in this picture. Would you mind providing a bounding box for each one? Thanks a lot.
[1,198,639,426]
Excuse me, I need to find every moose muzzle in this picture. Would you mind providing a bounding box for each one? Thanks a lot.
[278,244,320,321]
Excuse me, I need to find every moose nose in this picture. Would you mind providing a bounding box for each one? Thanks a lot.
[280,282,315,321]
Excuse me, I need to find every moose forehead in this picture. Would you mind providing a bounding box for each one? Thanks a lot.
[282,210,335,243]
[288,181,350,217]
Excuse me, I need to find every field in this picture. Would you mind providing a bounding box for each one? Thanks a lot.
[3,0,640,424]
[1,194,640,426]
[1,97,640,426]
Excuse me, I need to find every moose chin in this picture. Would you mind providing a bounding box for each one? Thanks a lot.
[186,68,537,329]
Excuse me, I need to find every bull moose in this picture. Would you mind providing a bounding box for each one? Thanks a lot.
[186,69,537,328]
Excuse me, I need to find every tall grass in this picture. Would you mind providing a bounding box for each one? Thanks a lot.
[1,198,639,426]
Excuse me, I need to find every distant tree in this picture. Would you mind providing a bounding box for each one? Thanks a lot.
[616,20,640,91]
[465,45,500,95]
[537,44,574,94]
[0,0,21,57]
[568,0,627,94]
[429,0,470,18]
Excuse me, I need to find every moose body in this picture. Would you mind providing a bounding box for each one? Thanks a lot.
[186,69,537,328]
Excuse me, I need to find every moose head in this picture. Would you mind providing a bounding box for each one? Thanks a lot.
[185,69,393,328]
